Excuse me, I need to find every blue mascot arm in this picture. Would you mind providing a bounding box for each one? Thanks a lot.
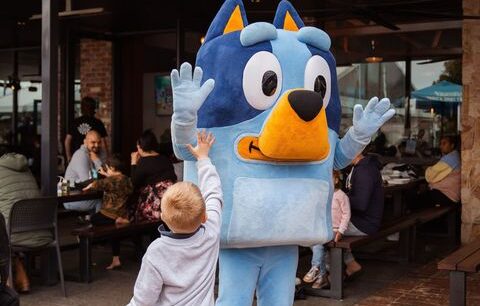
[170,62,215,161]
[334,97,395,169]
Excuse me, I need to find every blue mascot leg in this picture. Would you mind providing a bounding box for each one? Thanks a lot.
[216,248,261,306]
[256,246,298,306]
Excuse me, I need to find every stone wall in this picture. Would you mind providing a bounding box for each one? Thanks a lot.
[461,0,480,243]
[79,39,113,147]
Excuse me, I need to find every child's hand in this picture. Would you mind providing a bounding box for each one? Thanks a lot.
[98,166,108,177]
[334,232,343,242]
[115,217,130,225]
[131,151,140,165]
[83,183,94,191]
[187,131,215,160]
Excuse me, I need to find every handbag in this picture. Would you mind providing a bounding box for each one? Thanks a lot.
[135,180,174,222]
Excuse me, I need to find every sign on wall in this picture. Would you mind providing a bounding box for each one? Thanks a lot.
[155,75,173,116]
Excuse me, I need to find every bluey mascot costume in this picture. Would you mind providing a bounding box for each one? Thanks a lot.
[170,0,395,305]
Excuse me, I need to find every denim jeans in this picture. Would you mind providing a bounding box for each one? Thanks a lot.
[310,244,327,276]
[63,199,101,212]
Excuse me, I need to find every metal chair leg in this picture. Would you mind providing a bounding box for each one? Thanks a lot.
[7,255,14,289]
[55,244,66,297]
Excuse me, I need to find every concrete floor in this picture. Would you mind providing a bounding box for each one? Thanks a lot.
[18,217,478,306]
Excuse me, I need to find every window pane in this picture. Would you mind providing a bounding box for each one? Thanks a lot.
[337,61,406,148]
[0,81,12,145]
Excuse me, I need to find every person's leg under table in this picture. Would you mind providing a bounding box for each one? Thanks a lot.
[343,222,367,275]
[64,199,101,212]
[90,213,121,269]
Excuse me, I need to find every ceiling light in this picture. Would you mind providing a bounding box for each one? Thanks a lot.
[365,40,383,63]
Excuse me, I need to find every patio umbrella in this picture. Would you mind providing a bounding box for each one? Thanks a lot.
[411,80,462,141]
[411,80,462,103]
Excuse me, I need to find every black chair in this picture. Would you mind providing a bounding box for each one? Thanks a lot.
[0,214,10,285]
[8,197,66,297]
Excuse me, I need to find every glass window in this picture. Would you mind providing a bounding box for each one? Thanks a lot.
[336,59,461,157]
[411,60,461,150]
[336,61,406,151]
[0,81,13,145]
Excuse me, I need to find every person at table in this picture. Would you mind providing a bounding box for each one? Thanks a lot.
[64,130,107,213]
[425,135,460,206]
[83,155,133,270]
[64,97,109,164]
[415,129,430,157]
[131,130,177,221]
[0,148,52,292]
[303,170,350,289]
[345,148,384,277]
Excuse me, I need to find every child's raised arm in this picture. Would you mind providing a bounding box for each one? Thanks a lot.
[187,131,223,231]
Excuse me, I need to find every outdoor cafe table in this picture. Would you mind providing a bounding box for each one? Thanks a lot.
[384,178,426,220]
[56,190,103,207]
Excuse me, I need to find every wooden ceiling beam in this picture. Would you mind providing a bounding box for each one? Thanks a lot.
[432,30,443,48]
[396,34,426,49]
[328,20,461,37]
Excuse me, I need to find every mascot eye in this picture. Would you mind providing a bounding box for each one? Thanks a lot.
[262,71,278,97]
[243,51,283,110]
[304,55,331,108]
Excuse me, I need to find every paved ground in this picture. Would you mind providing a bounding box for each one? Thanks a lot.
[17,218,480,306]
[20,244,416,306]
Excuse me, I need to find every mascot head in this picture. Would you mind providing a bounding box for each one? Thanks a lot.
[196,0,341,163]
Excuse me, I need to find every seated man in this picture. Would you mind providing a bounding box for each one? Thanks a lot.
[64,130,106,212]
[0,149,52,292]
[425,136,460,206]
[345,148,384,276]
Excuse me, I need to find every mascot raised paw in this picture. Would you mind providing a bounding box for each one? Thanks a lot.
[170,0,395,305]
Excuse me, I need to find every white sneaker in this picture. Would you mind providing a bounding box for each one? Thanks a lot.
[303,266,320,283]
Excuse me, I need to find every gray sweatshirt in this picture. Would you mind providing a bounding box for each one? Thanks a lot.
[64,145,105,210]
[127,158,223,306]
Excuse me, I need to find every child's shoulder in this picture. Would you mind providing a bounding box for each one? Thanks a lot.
[333,188,348,199]
[144,238,168,257]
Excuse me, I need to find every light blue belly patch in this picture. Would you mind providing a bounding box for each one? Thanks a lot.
[227,177,330,248]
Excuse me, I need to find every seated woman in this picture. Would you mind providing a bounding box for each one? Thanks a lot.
[345,148,384,277]
[84,155,133,270]
[131,130,177,221]
[425,135,460,206]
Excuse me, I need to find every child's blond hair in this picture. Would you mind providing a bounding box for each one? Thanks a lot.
[160,182,206,233]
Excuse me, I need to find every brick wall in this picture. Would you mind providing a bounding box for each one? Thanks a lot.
[79,39,113,147]
[461,0,480,243]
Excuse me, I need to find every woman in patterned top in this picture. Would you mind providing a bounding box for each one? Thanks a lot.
[84,155,133,270]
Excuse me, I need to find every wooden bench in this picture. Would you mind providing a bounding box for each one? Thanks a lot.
[71,220,162,283]
[305,205,458,300]
[438,238,480,306]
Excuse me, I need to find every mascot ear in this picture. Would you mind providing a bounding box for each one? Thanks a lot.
[273,0,304,31]
[204,0,248,43]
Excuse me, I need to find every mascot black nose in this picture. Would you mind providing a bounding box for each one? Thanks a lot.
[288,90,324,122]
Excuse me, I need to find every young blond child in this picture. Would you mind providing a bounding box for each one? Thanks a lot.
[127,131,222,306]
[303,170,351,289]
